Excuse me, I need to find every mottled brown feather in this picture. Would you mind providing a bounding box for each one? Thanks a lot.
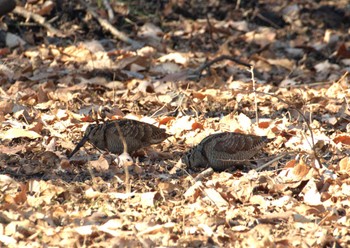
[68,119,169,158]
[182,132,268,171]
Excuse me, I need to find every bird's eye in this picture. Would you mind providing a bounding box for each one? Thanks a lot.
[85,125,95,135]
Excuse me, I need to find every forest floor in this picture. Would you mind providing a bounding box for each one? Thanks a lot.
[0,0,350,247]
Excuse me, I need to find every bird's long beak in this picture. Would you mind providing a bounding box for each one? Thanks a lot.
[67,135,89,159]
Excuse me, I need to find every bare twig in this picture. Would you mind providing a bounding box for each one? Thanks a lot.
[206,14,217,50]
[102,0,114,22]
[13,6,65,37]
[249,66,259,124]
[194,168,214,182]
[113,122,132,194]
[80,0,142,48]
[255,153,291,171]
[255,12,282,29]
[188,55,251,80]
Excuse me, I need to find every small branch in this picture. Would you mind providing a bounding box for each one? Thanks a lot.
[249,66,259,124]
[254,12,281,29]
[114,122,131,194]
[206,14,217,51]
[80,0,142,48]
[189,55,252,80]
[13,6,65,37]
[194,168,214,182]
[102,0,114,22]
[255,153,290,171]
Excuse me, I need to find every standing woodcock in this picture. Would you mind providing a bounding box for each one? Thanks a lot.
[182,132,269,171]
[68,119,169,158]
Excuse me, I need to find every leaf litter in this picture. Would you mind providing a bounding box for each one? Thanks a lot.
[1,0,350,247]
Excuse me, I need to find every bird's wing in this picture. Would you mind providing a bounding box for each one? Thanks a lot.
[213,133,263,154]
[105,120,145,139]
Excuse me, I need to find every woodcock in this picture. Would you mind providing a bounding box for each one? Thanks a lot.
[68,119,169,158]
[182,132,269,171]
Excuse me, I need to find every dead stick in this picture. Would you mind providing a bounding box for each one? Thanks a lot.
[250,66,259,124]
[190,55,251,80]
[13,6,65,37]
[206,14,217,50]
[80,0,142,48]
[114,122,131,194]
[102,0,114,22]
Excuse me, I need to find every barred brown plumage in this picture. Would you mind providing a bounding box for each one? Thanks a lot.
[182,132,269,171]
[68,119,169,159]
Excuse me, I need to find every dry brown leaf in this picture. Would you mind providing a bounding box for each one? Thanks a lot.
[0,99,14,115]
[292,159,310,180]
[192,92,206,100]
[191,122,204,130]
[59,158,71,170]
[74,225,94,235]
[336,43,350,59]
[158,182,178,194]
[13,184,27,205]
[0,144,25,154]
[0,47,10,56]
[244,27,276,46]
[36,0,55,16]
[88,155,110,172]
[266,58,295,70]
[150,62,182,74]
[29,121,43,134]
[132,192,162,207]
[98,219,124,236]
[203,188,229,208]
[62,45,94,62]
[0,128,42,140]
[258,121,271,129]
[280,158,312,182]
[168,116,195,133]
[338,157,350,174]
[137,222,175,235]
[158,52,190,65]
[159,116,175,125]
[85,187,102,199]
[302,179,323,206]
[37,85,49,103]
[135,80,155,93]
[184,181,203,202]
[237,113,251,132]
[333,135,350,145]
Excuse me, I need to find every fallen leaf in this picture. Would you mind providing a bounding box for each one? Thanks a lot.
[338,157,350,174]
[159,116,175,125]
[333,135,350,145]
[13,184,27,205]
[89,155,110,172]
[192,122,204,130]
[0,144,25,154]
[192,92,206,100]
[204,188,229,208]
[0,128,42,140]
